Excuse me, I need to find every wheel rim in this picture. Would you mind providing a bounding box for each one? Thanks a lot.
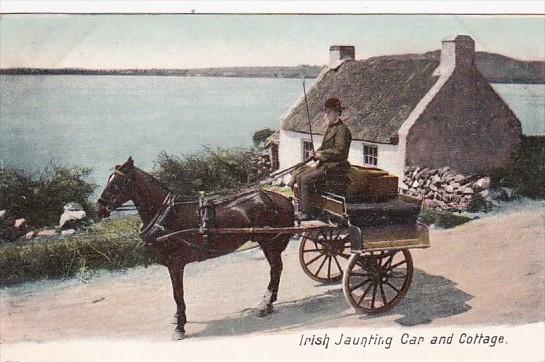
[342,249,413,314]
[299,229,351,283]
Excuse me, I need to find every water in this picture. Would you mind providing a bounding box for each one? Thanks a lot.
[0,75,302,189]
[1,76,543,193]
[492,83,545,136]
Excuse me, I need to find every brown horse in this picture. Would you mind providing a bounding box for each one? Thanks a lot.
[96,157,294,339]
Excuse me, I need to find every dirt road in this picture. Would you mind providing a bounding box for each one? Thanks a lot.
[1,200,543,343]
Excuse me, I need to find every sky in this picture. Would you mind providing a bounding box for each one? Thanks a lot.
[0,14,544,69]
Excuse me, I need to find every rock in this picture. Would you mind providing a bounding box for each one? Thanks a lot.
[439,166,450,175]
[59,210,87,229]
[449,182,460,189]
[0,210,7,220]
[14,218,27,229]
[501,187,514,200]
[454,174,465,182]
[63,202,84,212]
[422,199,438,209]
[431,175,442,185]
[36,229,58,237]
[445,185,454,193]
[412,180,419,188]
[61,229,76,236]
[462,187,474,194]
[479,189,491,199]
[24,231,35,240]
[474,176,491,191]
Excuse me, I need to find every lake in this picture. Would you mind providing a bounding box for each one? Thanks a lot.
[1,75,543,192]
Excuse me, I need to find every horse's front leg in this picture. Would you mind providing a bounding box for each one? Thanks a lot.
[168,260,187,340]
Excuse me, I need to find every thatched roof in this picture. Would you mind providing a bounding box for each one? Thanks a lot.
[281,53,440,144]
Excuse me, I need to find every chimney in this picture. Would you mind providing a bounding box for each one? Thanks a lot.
[433,35,475,76]
[329,45,355,69]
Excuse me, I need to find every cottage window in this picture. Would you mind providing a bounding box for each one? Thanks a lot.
[301,140,314,161]
[363,144,378,166]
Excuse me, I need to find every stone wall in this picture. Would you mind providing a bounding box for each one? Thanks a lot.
[402,166,495,211]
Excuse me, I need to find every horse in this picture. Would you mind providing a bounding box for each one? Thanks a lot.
[96,157,294,340]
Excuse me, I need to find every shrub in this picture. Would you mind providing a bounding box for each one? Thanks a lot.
[0,165,97,227]
[0,215,155,286]
[252,128,275,149]
[419,209,473,229]
[153,146,256,196]
[490,135,545,199]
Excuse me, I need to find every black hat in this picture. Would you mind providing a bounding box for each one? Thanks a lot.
[324,97,345,111]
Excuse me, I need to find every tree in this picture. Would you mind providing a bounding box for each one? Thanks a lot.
[252,128,275,149]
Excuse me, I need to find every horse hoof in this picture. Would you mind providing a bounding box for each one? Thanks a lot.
[171,328,186,340]
[256,304,273,317]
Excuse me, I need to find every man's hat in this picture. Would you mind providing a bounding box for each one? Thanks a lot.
[323,97,345,111]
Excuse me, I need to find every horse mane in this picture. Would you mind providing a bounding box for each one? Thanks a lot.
[133,166,169,193]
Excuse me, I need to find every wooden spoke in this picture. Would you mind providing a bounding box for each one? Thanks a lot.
[333,255,343,274]
[349,271,371,277]
[371,283,378,309]
[385,281,400,293]
[357,282,374,305]
[327,256,332,280]
[299,228,352,284]
[387,260,407,271]
[379,283,388,305]
[349,279,372,292]
[304,253,324,266]
[315,255,328,276]
[382,253,395,269]
[343,250,414,314]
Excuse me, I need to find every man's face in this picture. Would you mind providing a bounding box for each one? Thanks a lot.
[325,108,339,124]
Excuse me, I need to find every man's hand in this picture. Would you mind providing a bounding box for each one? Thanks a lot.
[312,151,321,160]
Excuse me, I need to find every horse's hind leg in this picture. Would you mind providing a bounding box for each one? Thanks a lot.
[256,236,290,317]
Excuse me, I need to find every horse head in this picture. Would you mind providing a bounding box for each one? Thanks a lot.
[97,156,135,219]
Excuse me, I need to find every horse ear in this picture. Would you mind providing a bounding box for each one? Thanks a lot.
[115,164,120,170]
[127,156,134,166]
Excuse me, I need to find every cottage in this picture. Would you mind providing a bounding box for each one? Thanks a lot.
[278,35,522,186]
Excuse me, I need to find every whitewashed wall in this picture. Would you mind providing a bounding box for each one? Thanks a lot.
[279,129,404,184]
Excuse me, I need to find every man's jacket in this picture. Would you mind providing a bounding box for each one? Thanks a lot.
[317,120,352,171]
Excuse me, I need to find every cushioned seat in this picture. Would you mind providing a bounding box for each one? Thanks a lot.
[347,198,421,227]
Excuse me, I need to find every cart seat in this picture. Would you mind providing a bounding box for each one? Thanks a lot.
[346,199,421,227]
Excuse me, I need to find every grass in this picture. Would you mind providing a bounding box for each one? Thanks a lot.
[1,187,472,287]
[0,215,156,287]
[419,208,473,229]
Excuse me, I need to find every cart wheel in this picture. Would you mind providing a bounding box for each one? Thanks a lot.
[299,229,351,283]
[342,249,413,314]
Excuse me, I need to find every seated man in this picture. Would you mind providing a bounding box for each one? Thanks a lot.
[295,97,352,221]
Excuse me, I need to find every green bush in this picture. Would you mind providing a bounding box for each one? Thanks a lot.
[419,209,473,229]
[252,128,275,149]
[490,135,545,199]
[0,215,156,286]
[0,165,97,227]
[153,146,256,196]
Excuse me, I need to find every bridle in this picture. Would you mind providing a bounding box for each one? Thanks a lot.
[97,168,134,213]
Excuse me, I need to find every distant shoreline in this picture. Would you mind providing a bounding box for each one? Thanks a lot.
[0,65,323,79]
[1,50,544,83]
[1,72,543,84]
